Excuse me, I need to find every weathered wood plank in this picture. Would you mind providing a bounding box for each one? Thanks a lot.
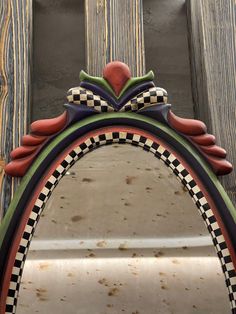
[0,0,32,218]
[186,0,236,205]
[32,0,85,121]
[85,0,145,76]
[144,0,195,119]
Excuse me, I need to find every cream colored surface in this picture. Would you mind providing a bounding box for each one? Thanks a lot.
[18,249,230,314]
[17,146,229,313]
[32,145,209,241]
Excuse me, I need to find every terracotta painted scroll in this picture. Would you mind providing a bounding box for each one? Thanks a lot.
[5,61,232,178]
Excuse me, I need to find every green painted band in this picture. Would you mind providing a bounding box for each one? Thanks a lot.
[79,70,154,98]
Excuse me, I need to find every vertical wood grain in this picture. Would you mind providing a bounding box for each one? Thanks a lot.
[0,0,32,218]
[85,0,145,76]
[187,0,236,205]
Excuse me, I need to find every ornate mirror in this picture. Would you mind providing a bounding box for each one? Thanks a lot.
[0,62,235,313]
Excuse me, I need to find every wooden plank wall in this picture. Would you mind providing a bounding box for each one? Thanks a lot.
[144,0,195,119]
[0,0,32,218]
[187,0,236,206]
[32,0,85,121]
[85,0,145,76]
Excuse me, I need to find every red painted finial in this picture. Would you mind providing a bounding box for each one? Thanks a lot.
[103,61,131,96]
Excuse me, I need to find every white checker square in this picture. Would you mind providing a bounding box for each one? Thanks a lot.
[150,96,157,103]
[132,134,141,142]
[176,164,185,173]
[35,199,44,208]
[56,165,65,174]
[105,132,113,140]
[145,139,153,147]
[157,145,165,155]
[185,174,193,183]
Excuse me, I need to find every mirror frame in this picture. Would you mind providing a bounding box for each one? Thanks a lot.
[0,62,236,314]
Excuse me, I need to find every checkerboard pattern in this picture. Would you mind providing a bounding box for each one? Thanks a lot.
[67,86,168,112]
[67,86,115,112]
[5,131,236,313]
[120,87,168,112]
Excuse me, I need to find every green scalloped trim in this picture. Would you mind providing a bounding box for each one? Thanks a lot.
[79,70,154,99]
[118,71,154,98]
[1,113,235,248]
[80,70,115,96]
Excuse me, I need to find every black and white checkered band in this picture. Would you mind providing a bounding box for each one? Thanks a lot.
[66,86,168,112]
[120,87,168,112]
[5,131,236,313]
[67,87,114,112]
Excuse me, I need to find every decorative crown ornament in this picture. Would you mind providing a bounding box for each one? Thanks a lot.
[5,61,232,177]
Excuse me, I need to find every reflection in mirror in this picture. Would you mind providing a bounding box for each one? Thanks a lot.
[17,145,229,313]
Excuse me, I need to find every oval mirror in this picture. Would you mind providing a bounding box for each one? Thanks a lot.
[16,145,229,314]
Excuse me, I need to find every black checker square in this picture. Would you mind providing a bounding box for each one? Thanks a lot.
[157,96,164,102]
[27,218,35,227]
[98,134,106,141]
[32,205,41,214]
[11,273,19,282]
[101,106,108,112]
[137,103,145,110]
[8,289,16,298]
[139,136,147,144]
[61,160,69,168]
[22,231,30,240]
[38,193,47,201]
[232,285,236,293]
[18,245,26,254]
[69,151,77,158]
[79,143,88,150]
[228,270,236,278]
[188,180,196,188]
[6,305,14,312]
[52,170,61,178]
[151,142,159,150]
[124,105,131,111]
[180,169,188,177]
[143,96,151,103]
[195,191,204,199]
[45,181,53,189]
[220,242,228,250]
[94,100,101,106]
[214,228,222,237]
[14,259,22,268]
[224,255,233,264]
[126,133,134,140]
[73,94,81,101]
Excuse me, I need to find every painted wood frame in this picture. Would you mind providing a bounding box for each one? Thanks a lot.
[0,62,235,313]
[0,0,33,218]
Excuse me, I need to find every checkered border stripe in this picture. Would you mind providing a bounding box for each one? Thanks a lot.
[5,131,236,313]
[67,87,114,112]
[120,87,168,112]
[67,86,168,112]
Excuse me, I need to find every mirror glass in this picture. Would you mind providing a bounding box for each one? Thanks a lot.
[17,145,229,313]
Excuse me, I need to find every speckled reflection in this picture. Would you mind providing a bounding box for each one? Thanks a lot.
[17,145,230,314]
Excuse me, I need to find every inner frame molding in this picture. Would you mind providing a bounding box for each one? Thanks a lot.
[0,61,236,313]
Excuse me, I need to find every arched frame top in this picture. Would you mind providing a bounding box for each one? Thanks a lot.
[0,113,236,313]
